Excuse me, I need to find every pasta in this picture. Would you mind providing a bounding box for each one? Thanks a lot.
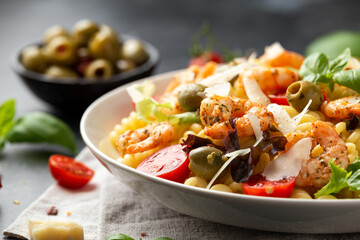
[108,43,360,199]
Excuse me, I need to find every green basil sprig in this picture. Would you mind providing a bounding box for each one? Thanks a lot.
[300,48,360,93]
[0,99,77,154]
[315,157,360,198]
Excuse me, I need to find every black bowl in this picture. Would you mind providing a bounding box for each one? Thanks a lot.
[11,35,159,113]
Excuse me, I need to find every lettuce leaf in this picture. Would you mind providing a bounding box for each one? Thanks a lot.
[314,160,351,198]
[314,158,360,198]
[127,81,200,124]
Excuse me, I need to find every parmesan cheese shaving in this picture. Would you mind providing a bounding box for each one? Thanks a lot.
[206,149,251,190]
[263,138,312,181]
[126,87,144,103]
[267,103,296,135]
[242,73,271,106]
[205,83,231,97]
[178,70,195,83]
[198,62,258,87]
[126,80,156,103]
[264,42,285,59]
[293,99,312,125]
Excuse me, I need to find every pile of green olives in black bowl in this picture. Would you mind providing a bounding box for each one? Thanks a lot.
[11,19,159,113]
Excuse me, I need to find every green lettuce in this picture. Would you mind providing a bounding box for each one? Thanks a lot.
[315,158,360,198]
[127,81,200,124]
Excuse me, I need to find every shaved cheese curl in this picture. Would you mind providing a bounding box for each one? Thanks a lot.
[267,104,296,135]
[242,72,270,107]
[263,138,312,181]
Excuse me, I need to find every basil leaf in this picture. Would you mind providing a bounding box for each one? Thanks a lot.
[303,73,331,85]
[314,160,350,198]
[106,234,135,240]
[136,98,172,123]
[0,99,15,150]
[300,52,329,77]
[7,112,77,155]
[328,48,351,74]
[348,169,360,191]
[152,238,173,240]
[333,69,360,93]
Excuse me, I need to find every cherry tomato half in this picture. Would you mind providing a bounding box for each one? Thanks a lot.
[242,175,295,198]
[136,144,190,183]
[48,154,95,189]
[189,56,208,66]
[189,51,224,66]
[268,93,289,105]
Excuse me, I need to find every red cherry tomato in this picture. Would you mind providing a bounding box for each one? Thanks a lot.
[208,51,224,64]
[268,93,289,105]
[189,56,208,66]
[136,144,190,183]
[242,175,295,198]
[189,51,225,66]
[48,154,95,189]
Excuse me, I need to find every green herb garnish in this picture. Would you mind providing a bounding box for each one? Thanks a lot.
[300,48,360,93]
[0,99,77,154]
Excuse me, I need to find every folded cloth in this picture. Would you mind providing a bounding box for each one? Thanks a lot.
[4,148,290,240]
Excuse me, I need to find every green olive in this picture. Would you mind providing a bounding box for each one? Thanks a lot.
[120,39,149,65]
[21,46,47,73]
[286,81,324,112]
[177,83,206,111]
[88,25,120,63]
[43,36,77,66]
[85,59,113,80]
[72,19,99,46]
[189,146,226,180]
[44,65,78,79]
[116,59,136,72]
[43,25,69,45]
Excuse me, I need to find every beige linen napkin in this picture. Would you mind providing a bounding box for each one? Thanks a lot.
[4,148,301,240]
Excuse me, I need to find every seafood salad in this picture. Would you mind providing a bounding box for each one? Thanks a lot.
[109,42,360,199]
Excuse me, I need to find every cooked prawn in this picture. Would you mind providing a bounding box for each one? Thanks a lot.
[285,121,349,188]
[321,96,360,120]
[237,66,298,94]
[200,96,274,139]
[116,122,175,156]
[259,42,305,69]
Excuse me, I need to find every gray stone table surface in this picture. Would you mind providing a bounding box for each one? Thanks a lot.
[1,0,360,239]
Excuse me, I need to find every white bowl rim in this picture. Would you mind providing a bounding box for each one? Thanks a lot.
[80,69,360,207]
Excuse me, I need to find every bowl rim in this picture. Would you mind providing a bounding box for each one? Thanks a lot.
[11,34,160,85]
[80,70,360,206]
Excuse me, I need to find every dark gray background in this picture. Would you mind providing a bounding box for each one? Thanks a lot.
[1,0,360,239]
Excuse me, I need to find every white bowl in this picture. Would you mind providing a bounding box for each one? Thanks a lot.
[80,70,360,233]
